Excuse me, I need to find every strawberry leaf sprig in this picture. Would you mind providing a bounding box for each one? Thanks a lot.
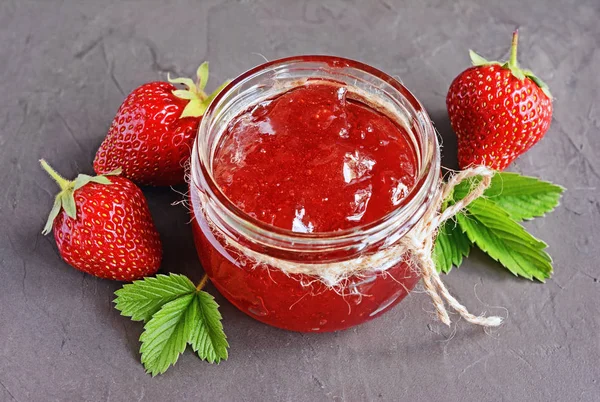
[114,273,228,376]
[433,171,564,281]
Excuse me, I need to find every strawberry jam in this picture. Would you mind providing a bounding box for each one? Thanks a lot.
[213,83,417,232]
[191,60,432,332]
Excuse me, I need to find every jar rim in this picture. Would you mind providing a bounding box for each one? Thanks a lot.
[191,55,440,251]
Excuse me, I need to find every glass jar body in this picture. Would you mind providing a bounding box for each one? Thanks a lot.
[190,198,421,332]
[189,56,439,332]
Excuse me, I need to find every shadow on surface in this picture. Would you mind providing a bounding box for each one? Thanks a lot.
[428,108,459,170]
[141,184,205,282]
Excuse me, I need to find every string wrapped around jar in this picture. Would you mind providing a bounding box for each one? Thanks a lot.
[193,165,503,328]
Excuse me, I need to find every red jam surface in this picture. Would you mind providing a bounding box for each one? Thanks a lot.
[192,82,421,332]
[213,83,417,231]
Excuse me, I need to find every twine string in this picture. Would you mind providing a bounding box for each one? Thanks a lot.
[413,166,503,327]
[195,166,504,328]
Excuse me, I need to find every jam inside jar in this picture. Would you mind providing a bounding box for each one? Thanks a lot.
[189,56,440,332]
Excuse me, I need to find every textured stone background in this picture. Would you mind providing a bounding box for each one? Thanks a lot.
[1,0,599,401]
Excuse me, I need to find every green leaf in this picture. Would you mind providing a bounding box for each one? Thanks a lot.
[114,274,196,322]
[205,79,231,104]
[484,172,564,221]
[188,291,229,363]
[469,50,500,67]
[114,273,229,375]
[73,174,112,190]
[60,191,77,219]
[454,172,564,221]
[179,100,204,119]
[171,90,195,100]
[167,74,195,92]
[103,167,122,176]
[433,219,472,273]
[507,64,526,80]
[42,195,62,235]
[523,69,553,99]
[139,293,196,376]
[457,198,553,281]
[196,62,209,91]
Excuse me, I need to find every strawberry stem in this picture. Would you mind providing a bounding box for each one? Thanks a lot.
[196,274,209,291]
[40,159,72,191]
[508,29,519,69]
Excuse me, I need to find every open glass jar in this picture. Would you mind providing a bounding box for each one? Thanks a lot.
[189,56,440,332]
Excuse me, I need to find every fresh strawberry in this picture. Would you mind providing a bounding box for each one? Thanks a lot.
[41,160,162,281]
[94,62,229,186]
[446,31,553,170]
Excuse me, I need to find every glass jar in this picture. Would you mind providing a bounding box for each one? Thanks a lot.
[189,56,440,332]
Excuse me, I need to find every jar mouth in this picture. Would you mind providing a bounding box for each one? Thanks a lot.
[191,55,440,251]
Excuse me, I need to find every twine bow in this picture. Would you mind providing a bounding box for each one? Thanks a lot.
[409,166,503,327]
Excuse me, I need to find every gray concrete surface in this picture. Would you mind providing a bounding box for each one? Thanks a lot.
[1,0,599,401]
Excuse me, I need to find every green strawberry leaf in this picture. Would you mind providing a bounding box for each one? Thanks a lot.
[506,64,526,80]
[169,62,230,119]
[73,174,109,190]
[483,172,564,221]
[140,293,196,376]
[187,292,229,363]
[114,274,196,322]
[523,69,553,99]
[205,79,231,105]
[73,168,122,191]
[114,273,229,375]
[469,50,500,67]
[456,198,553,281]
[167,74,196,92]
[454,172,564,221]
[59,190,77,219]
[42,196,62,235]
[433,219,472,273]
[171,90,195,100]
[196,62,209,91]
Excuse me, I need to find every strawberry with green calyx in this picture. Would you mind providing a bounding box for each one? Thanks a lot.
[447,30,553,170]
[41,159,162,281]
[94,62,230,186]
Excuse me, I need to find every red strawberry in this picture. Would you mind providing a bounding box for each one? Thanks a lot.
[446,31,553,170]
[41,160,162,281]
[94,62,229,186]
